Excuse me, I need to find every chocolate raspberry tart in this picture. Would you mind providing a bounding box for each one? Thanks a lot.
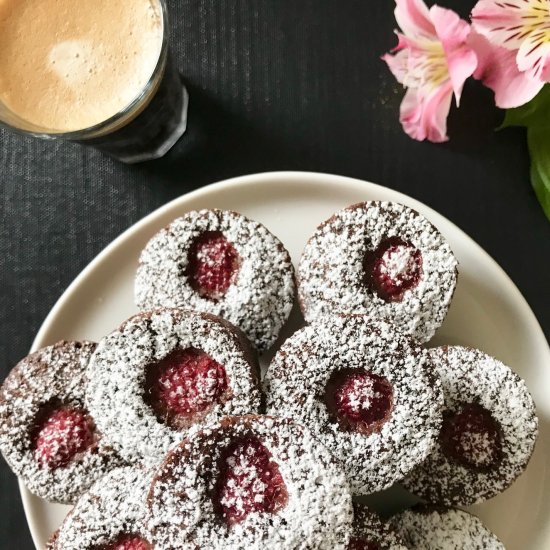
[86,309,262,466]
[146,415,353,550]
[135,209,295,351]
[349,503,408,550]
[298,201,458,343]
[402,346,538,506]
[47,467,153,550]
[391,505,504,549]
[264,315,443,494]
[0,341,121,504]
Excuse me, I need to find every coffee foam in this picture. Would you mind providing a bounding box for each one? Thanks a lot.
[0,0,163,132]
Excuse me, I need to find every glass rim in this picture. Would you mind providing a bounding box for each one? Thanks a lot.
[0,0,169,140]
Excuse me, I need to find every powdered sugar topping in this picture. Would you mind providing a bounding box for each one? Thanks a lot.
[352,503,408,550]
[392,506,505,549]
[460,431,497,467]
[146,415,353,550]
[403,346,538,505]
[265,315,444,494]
[216,437,287,524]
[380,242,421,283]
[0,341,121,504]
[345,376,376,413]
[440,403,502,471]
[298,201,458,343]
[86,309,262,466]
[47,467,153,550]
[135,209,295,351]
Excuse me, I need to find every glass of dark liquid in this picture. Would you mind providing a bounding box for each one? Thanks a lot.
[0,0,188,163]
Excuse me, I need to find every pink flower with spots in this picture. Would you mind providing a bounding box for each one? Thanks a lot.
[470,0,550,108]
[382,0,477,142]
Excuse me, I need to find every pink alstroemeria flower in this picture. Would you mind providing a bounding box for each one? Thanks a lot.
[382,0,477,143]
[471,0,549,108]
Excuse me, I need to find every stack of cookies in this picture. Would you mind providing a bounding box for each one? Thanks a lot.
[0,204,538,549]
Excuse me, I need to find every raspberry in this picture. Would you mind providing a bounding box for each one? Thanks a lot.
[326,370,393,434]
[144,348,228,428]
[365,237,423,302]
[187,231,240,300]
[102,535,150,550]
[440,403,502,470]
[215,437,288,525]
[33,407,94,469]
[348,539,380,550]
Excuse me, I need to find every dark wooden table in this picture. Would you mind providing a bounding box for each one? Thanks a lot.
[1,1,549,547]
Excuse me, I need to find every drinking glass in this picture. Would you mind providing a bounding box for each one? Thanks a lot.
[0,0,188,163]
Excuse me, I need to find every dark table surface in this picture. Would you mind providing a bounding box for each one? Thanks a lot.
[1,0,549,547]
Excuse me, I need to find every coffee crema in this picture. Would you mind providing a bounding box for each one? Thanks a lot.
[0,0,163,132]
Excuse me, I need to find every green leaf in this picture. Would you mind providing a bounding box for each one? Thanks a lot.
[501,85,550,129]
[501,85,550,220]
[527,125,550,221]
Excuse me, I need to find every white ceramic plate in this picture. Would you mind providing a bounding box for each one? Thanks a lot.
[21,171,550,549]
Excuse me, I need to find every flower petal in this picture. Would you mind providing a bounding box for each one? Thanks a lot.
[382,47,410,85]
[430,5,478,105]
[395,0,434,39]
[516,29,550,80]
[471,0,525,51]
[400,82,453,143]
[469,30,544,108]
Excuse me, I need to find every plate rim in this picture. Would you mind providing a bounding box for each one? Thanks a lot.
[21,170,550,548]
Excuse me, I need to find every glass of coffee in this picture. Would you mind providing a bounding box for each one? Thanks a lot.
[0,0,188,163]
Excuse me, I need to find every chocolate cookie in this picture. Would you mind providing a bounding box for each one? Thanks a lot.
[135,209,295,351]
[298,201,458,343]
[350,503,408,549]
[402,346,538,505]
[146,415,354,549]
[0,341,121,504]
[86,309,262,466]
[265,315,443,494]
[47,466,153,550]
[392,506,504,549]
